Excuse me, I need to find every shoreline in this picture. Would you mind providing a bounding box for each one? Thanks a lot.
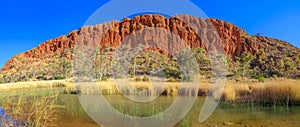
[1,79,300,106]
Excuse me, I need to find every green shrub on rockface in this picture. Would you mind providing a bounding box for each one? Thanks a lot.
[53,75,66,80]
[101,76,108,81]
[142,75,149,81]
[252,74,266,82]
[135,77,142,82]
[1,42,300,83]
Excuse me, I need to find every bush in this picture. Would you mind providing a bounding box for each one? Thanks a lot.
[62,88,79,94]
[135,77,142,82]
[167,77,181,82]
[166,74,172,79]
[142,76,149,81]
[101,76,108,81]
[272,74,278,78]
[182,75,193,82]
[0,77,4,84]
[53,76,66,80]
[252,75,266,82]
[168,77,176,82]
[37,76,46,80]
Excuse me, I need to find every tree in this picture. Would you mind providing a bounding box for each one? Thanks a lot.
[232,52,255,78]
[132,50,168,76]
[284,57,297,78]
[0,70,4,83]
[177,48,199,82]
[193,47,210,75]
[131,45,143,77]
[229,57,241,76]
[50,49,73,79]
[61,49,73,78]
[164,59,180,79]
[240,52,255,77]
[296,53,300,69]
[95,49,110,81]
[73,45,96,81]
[276,58,285,77]
[62,59,72,78]
[266,56,276,77]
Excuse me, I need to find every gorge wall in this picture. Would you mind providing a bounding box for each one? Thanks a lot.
[2,14,299,73]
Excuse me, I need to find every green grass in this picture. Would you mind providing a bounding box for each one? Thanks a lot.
[178,116,190,127]
[114,104,164,117]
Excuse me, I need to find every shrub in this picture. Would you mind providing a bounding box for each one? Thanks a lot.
[166,74,172,79]
[0,77,4,84]
[62,88,79,94]
[142,76,149,81]
[168,77,176,82]
[101,76,108,81]
[53,75,66,80]
[135,77,142,82]
[182,75,193,82]
[37,76,46,80]
[252,75,266,82]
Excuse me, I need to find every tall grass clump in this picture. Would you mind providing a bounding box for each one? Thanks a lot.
[222,86,236,102]
[0,89,59,127]
[178,117,190,127]
[219,79,300,107]
[221,80,300,107]
[0,80,66,92]
[250,81,299,107]
[115,105,164,117]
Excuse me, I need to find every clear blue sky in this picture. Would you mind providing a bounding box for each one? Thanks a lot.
[0,0,299,68]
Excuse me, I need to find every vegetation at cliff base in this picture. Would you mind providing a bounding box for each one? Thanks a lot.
[1,45,300,83]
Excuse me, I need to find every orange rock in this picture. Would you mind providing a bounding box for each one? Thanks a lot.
[2,14,299,72]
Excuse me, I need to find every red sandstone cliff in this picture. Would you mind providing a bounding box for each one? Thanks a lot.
[2,14,299,72]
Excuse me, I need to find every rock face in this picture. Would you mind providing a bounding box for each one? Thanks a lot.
[2,14,299,72]
[210,18,251,56]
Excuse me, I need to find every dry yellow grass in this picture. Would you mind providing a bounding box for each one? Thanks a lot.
[249,80,300,106]
[0,80,68,92]
[220,79,300,106]
[222,86,236,102]
[1,79,300,106]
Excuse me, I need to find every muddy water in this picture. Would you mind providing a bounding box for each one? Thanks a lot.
[56,95,300,127]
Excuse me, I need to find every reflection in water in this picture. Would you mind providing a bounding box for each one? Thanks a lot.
[56,95,300,127]
[1,94,300,127]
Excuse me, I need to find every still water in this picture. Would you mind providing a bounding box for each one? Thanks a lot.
[55,95,300,127]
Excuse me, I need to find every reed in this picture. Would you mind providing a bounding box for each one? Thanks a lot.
[222,86,236,102]
[249,80,299,106]
[56,79,300,107]
[220,79,300,107]
[0,89,60,126]
[0,80,67,92]
[178,116,190,127]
